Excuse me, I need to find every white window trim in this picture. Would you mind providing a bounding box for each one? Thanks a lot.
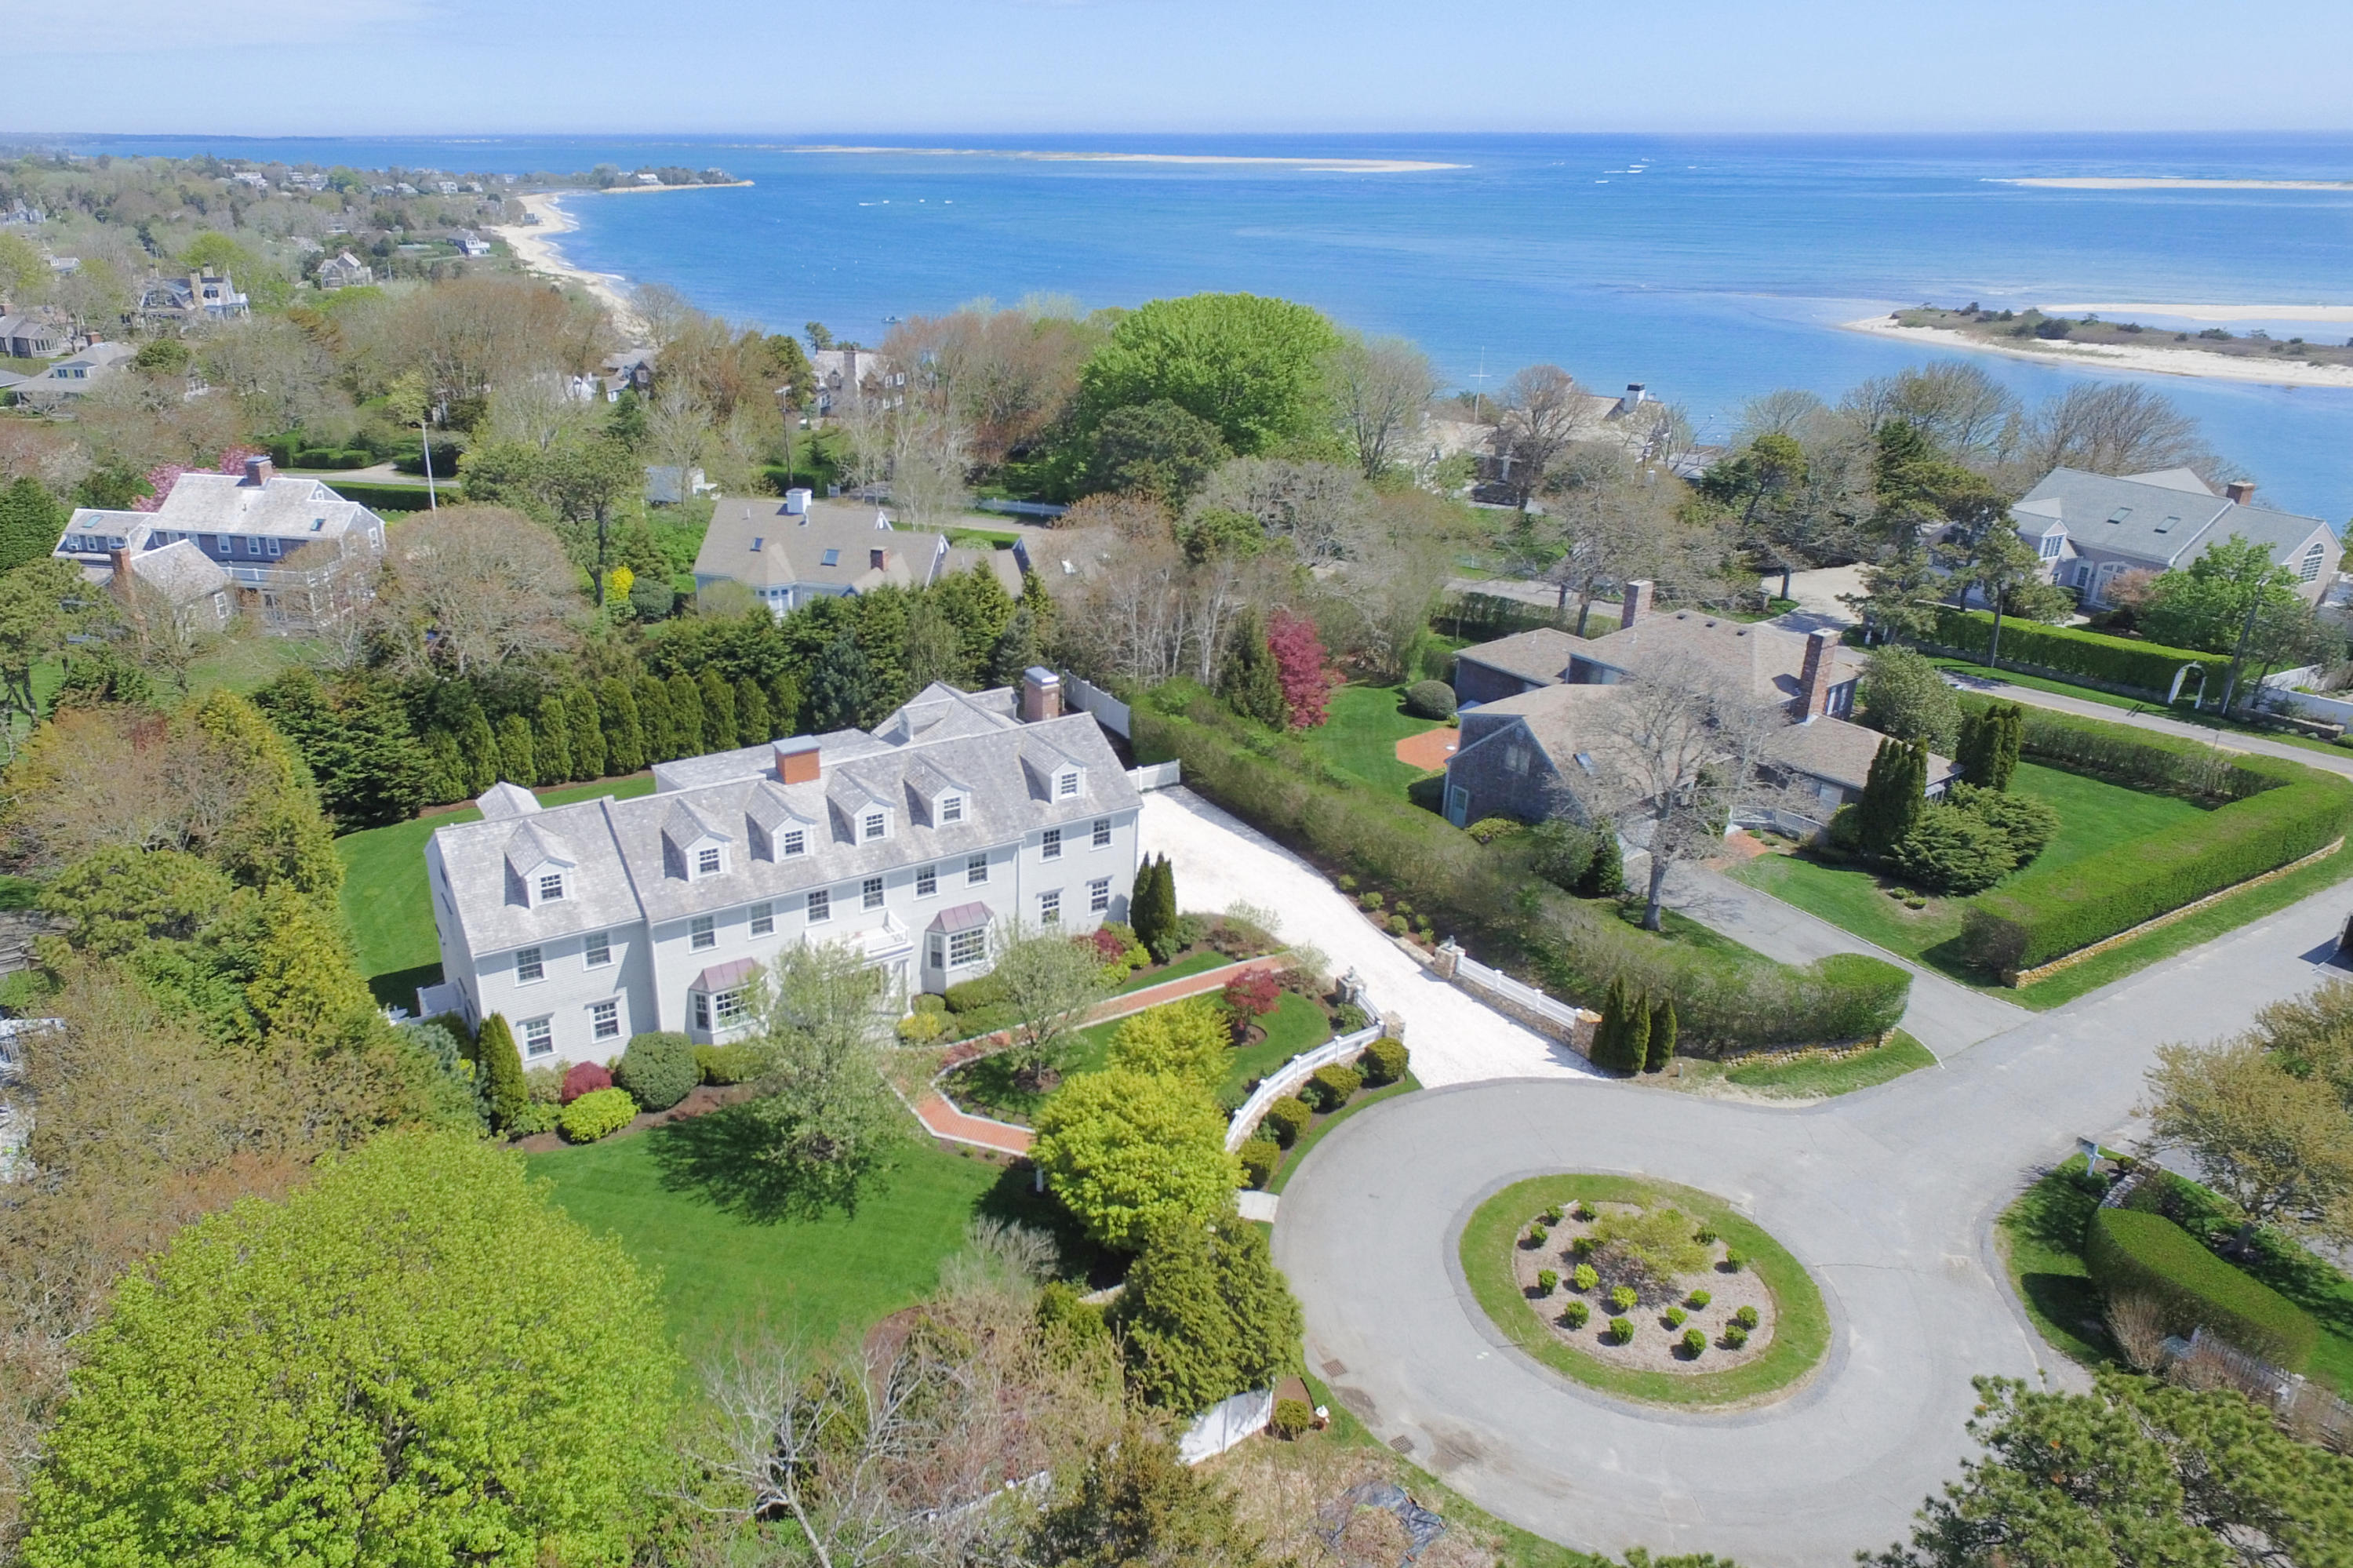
[809,888,832,923]
[1042,828,1062,860]
[750,901,774,937]
[516,945,545,984]
[915,864,938,898]
[589,999,621,1041]
[584,932,613,970]
[521,1016,555,1058]
[689,915,716,951]
[1093,817,1111,849]
[862,875,885,911]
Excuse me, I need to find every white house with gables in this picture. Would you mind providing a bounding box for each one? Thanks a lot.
[420,672,1143,1068]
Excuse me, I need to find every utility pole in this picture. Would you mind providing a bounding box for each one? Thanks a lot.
[1470,349,1490,423]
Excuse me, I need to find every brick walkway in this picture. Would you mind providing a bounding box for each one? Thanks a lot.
[1393,727,1458,771]
[912,954,1291,1154]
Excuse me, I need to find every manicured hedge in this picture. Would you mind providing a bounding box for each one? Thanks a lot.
[1929,608,2209,697]
[2083,1207,2319,1370]
[1962,708,2353,973]
[1133,692,1910,1053]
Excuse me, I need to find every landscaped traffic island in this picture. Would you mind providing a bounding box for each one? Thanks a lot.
[1460,1174,1828,1407]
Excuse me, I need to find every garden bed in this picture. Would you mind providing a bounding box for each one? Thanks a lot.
[1508,1199,1776,1374]
[1459,1175,1828,1407]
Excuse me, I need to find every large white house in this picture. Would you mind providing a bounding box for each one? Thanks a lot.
[420,672,1143,1069]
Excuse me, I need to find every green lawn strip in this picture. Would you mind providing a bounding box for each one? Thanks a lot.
[336,775,657,999]
[1715,1031,1937,1097]
[945,990,1331,1126]
[1300,684,1449,795]
[2006,845,2353,1010]
[1114,949,1227,994]
[1295,1370,1606,1568]
[1994,1155,2112,1370]
[1458,1174,1828,1406]
[526,1129,1017,1356]
[1924,655,2350,762]
[1266,1073,1420,1195]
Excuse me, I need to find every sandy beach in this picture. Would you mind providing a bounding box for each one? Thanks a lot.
[1995,176,2353,191]
[487,192,648,339]
[791,143,1465,173]
[2038,300,2353,323]
[1842,312,2353,389]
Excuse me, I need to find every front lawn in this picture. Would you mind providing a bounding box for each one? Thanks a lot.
[526,1125,1032,1355]
[336,776,656,1006]
[1729,761,2207,991]
[943,989,1333,1126]
[1299,684,1449,795]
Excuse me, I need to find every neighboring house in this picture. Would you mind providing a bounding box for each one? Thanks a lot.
[810,347,898,415]
[315,250,374,290]
[420,673,1142,1066]
[692,492,1019,613]
[2008,467,2343,609]
[645,464,715,506]
[1015,527,1122,593]
[451,229,493,257]
[136,268,250,328]
[1443,595,1955,831]
[0,310,75,359]
[5,341,134,409]
[110,538,234,636]
[601,348,655,401]
[54,457,387,634]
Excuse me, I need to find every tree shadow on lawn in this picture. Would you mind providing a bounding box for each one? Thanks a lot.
[645,1103,875,1225]
[2019,1271,2109,1350]
[369,961,442,1013]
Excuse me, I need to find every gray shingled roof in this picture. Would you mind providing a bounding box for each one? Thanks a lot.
[1576,611,1865,705]
[2013,467,2329,573]
[432,686,1140,956]
[125,540,228,604]
[1453,627,1581,687]
[693,497,947,593]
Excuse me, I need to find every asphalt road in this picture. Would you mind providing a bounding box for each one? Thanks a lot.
[1275,870,2353,1566]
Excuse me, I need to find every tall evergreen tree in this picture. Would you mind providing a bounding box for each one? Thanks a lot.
[532,695,572,786]
[476,1013,531,1133]
[1988,702,2023,791]
[808,635,879,732]
[0,476,66,575]
[1645,995,1678,1074]
[1620,985,1651,1075]
[664,671,707,758]
[733,677,769,747]
[1218,613,1287,729]
[423,730,466,805]
[597,678,644,775]
[459,704,500,797]
[987,606,1041,690]
[565,684,606,780]
[495,713,536,788]
[1856,737,1927,860]
[634,675,674,762]
[1589,975,1627,1071]
[765,671,802,737]
[1132,855,1180,961]
[696,667,736,751]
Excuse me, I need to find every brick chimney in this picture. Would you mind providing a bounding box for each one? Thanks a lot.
[773,740,820,784]
[2225,480,2257,506]
[240,454,275,486]
[1020,666,1062,723]
[1619,580,1653,630]
[1795,628,1838,720]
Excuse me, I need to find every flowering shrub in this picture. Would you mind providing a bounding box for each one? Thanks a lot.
[558,1087,637,1143]
[1266,609,1337,730]
[559,1061,612,1104]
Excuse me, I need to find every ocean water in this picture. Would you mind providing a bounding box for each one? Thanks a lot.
[67,132,2353,520]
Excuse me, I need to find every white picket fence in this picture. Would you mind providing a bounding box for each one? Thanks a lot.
[1452,949,1588,1038]
[1062,671,1132,738]
[1127,761,1182,791]
[1226,1024,1382,1152]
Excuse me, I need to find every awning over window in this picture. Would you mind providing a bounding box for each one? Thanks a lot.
[693,958,758,993]
[929,900,991,935]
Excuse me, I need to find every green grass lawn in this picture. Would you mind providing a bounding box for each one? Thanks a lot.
[527,1127,1042,1356]
[1729,761,2209,992]
[1923,653,2351,762]
[945,990,1333,1126]
[1300,684,1449,795]
[336,776,656,1005]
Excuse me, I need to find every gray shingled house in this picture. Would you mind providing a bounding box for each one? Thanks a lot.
[2008,467,2341,609]
[693,492,1020,615]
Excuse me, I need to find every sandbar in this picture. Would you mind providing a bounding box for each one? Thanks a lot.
[1842,313,2353,390]
[789,144,1465,173]
[2038,301,2353,323]
[1994,176,2353,191]
[486,193,646,338]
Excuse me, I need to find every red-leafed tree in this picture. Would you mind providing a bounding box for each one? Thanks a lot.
[1222,969,1281,1024]
[561,1060,613,1104]
[1265,609,1336,730]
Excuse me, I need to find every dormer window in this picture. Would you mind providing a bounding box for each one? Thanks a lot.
[537,872,566,903]
[862,810,887,842]
[940,794,964,824]
[782,829,806,857]
[696,846,723,877]
[1056,769,1080,799]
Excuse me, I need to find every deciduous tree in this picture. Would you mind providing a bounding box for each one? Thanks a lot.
[372,505,583,678]
[1031,1069,1238,1251]
[737,941,907,1217]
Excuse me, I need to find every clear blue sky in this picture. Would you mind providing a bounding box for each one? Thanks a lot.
[24,0,2353,136]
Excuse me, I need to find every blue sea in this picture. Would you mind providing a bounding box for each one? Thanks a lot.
[64,132,2353,520]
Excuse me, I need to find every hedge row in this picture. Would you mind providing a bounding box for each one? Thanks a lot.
[1962,707,2353,972]
[2083,1207,2319,1370]
[1131,692,1909,1053]
[2002,701,2255,802]
[1928,608,2212,697]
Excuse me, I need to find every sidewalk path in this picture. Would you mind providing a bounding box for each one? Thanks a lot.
[1657,860,2028,1057]
[1140,789,1595,1088]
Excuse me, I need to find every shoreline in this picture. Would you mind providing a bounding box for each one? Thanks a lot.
[486,192,647,339]
[788,143,1464,173]
[1840,314,2353,390]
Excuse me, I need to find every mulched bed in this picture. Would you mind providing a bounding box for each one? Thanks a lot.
[504,1081,759,1154]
